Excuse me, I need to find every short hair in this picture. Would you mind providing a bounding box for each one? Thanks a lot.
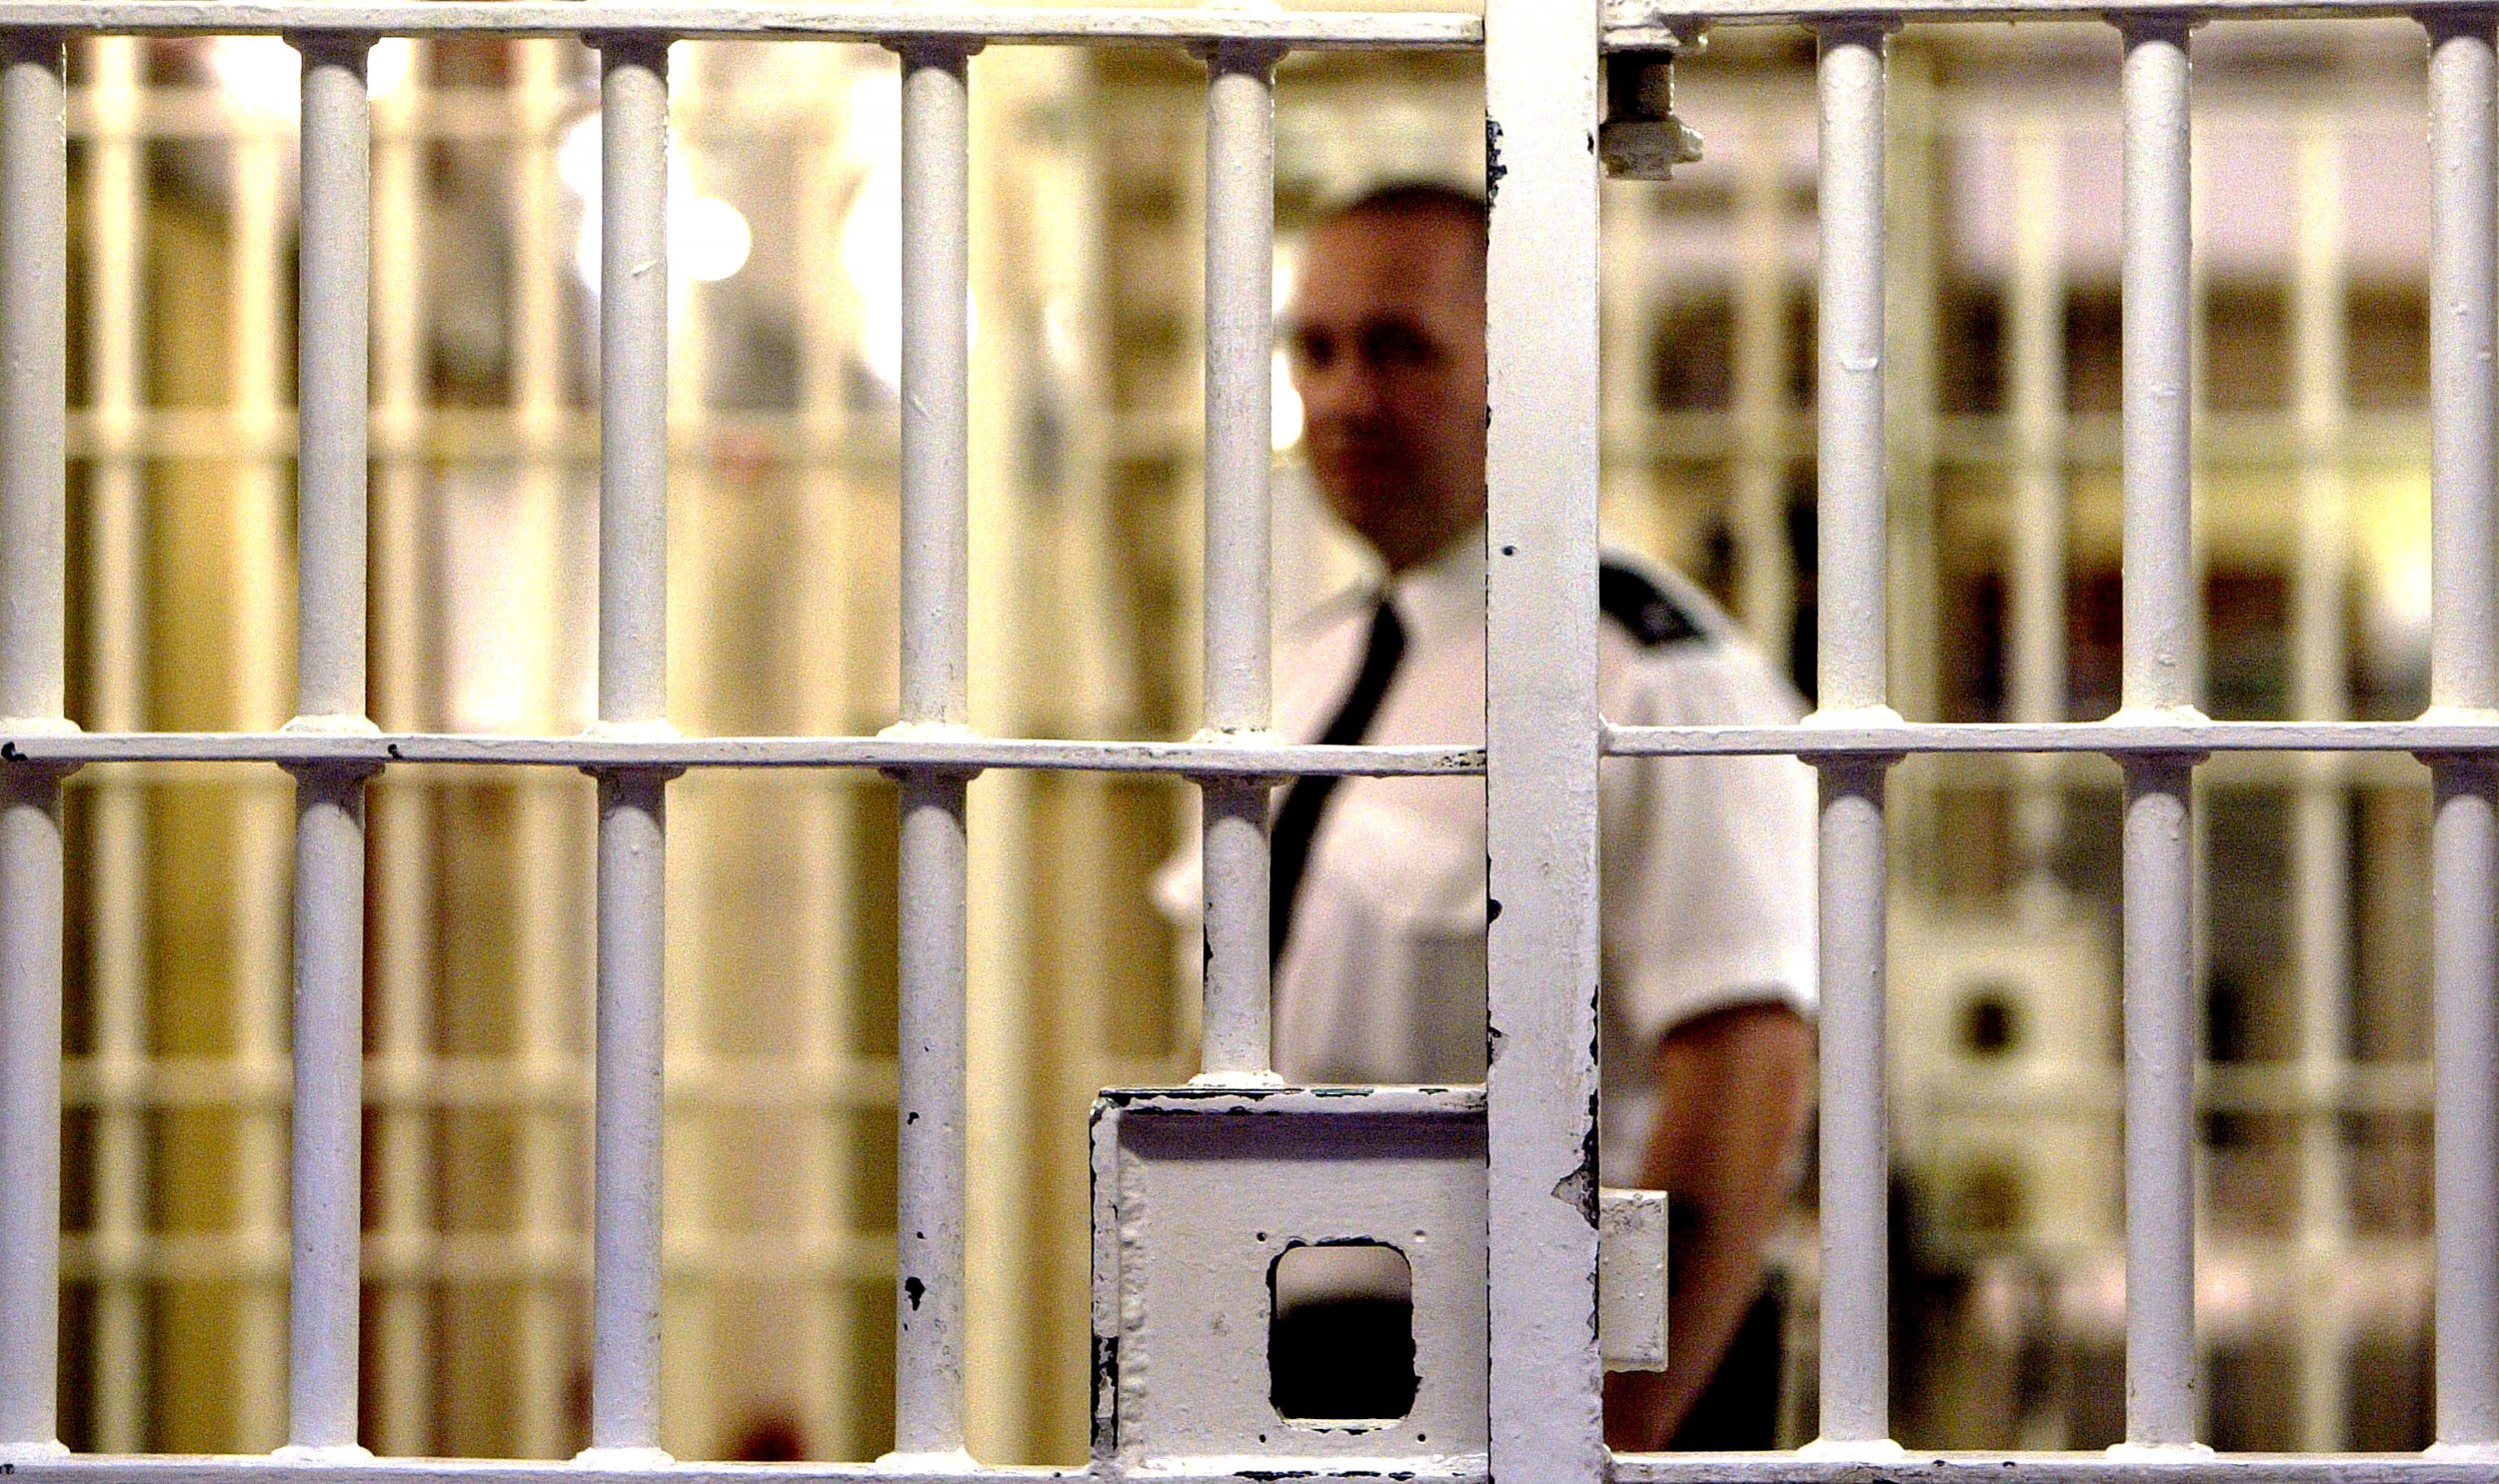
[1318,180,1489,264]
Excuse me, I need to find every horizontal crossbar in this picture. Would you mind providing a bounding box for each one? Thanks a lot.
[1604,0,2448,31]
[1617,1453,2499,1482]
[0,3,1478,44]
[14,1452,2499,1483]
[4,722,2496,776]
[0,0,2443,43]
[1606,718,2499,758]
[4,1465,1471,1484]
[0,731,1483,776]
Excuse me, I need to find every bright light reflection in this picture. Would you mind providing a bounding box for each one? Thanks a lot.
[559,113,753,289]
[557,110,603,202]
[843,69,901,166]
[1043,295,1082,376]
[833,156,981,392]
[1271,348,1302,452]
[369,39,414,97]
[207,37,298,116]
[834,69,982,391]
[681,195,752,283]
[207,36,414,122]
[2358,470,2432,678]
[840,155,903,387]
[1271,239,1302,323]
[1270,237,1304,451]
[838,71,902,388]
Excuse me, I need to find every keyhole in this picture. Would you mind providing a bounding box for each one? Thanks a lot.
[1267,1242,1418,1422]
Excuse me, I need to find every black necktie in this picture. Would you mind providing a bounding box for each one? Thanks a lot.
[1271,598,1407,961]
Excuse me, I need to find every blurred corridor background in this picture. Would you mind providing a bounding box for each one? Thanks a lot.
[45,8,2454,1464]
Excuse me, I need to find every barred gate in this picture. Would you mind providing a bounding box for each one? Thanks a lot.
[0,2,2494,1482]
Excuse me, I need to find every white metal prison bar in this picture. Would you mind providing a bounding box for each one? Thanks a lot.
[2118,17,2202,1451]
[1809,21,1896,1453]
[587,32,675,1468]
[4,5,2499,1484]
[0,1,2451,32]
[0,6,1483,43]
[2426,9,2499,1450]
[283,29,380,1460]
[0,25,68,1461]
[1197,36,1280,1085]
[77,30,149,1460]
[1483,0,1605,1475]
[6,1461,2499,1484]
[890,37,974,1466]
[32,720,2499,765]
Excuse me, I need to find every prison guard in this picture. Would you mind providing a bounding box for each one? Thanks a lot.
[1153,536,1815,1194]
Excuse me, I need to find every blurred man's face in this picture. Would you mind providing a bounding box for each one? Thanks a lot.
[1286,208,1487,574]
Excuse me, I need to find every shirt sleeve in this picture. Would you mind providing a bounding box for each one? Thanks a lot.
[1598,634,1819,1052]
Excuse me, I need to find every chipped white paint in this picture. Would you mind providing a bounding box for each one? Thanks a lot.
[1090,1087,1487,1471]
[1482,0,1606,1479]
[1196,38,1282,1084]
[1597,1189,1669,1371]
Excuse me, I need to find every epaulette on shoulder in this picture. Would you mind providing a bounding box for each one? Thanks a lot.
[1598,561,1705,649]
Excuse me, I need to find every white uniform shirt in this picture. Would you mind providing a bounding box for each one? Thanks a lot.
[1157,534,1817,1188]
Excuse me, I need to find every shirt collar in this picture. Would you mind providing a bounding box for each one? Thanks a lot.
[1381,525,1486,653]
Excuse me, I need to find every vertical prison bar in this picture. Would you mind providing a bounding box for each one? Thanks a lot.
[227,80,292,1447]
[368,39,434,1456]
[80,32,149,1455]
[0,29,65,1456]
[280,677,376,1457]
[891,39,974,1464]
[793,77,858,1459]
[1482,0,1605,1477]
[1811,21,1896,1450]
[509,39,577,1460]
[2006,114,2068,884]
[283,32,378,1457]
[588,32,673,1461]
[2425,9,2499,1448]
[2118,17,2202,1450]
[2287,107,2353,1454]
[657,45,719,1458]
[1730,118,1793,662]
[1197,40,1278,1083]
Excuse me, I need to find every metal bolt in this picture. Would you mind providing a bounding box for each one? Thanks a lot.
[1598,48,1702,180]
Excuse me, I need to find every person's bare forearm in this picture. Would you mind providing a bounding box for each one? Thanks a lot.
[1657,1160,1787,1434]
[1603,1002,1810,1451]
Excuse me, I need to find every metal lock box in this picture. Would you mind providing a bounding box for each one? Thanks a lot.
[1089,1085,1490,1474]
